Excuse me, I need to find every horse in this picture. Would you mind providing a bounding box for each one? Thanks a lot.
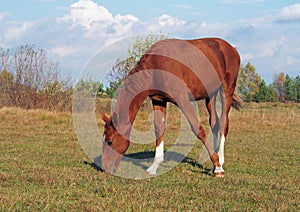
[101,37,242,177]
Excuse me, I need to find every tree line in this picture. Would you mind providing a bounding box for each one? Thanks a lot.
[1,36,299,112]
[238,63,300,103]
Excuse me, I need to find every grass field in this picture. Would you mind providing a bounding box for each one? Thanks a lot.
[0,102,299,211]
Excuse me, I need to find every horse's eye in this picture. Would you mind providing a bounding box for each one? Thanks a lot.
[107,141,113,146]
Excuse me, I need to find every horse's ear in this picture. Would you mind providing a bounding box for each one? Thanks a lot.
[101,112,110,123]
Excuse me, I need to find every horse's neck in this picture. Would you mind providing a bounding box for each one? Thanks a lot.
[113,74,152,140]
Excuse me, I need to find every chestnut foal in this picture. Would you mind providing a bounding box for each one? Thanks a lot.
[101,38,241,177]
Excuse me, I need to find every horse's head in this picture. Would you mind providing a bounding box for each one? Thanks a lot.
[101,112,130,173]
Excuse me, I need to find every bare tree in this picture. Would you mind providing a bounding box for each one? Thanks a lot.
[0,44,72,111]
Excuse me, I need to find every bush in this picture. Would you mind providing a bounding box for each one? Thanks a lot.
[0,45,72,111]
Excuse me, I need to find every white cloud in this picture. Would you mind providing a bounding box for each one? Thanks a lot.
[2,22,34,44]
[277,3,300,22]
[58,0,139,37]
[46,0,140,75]
[59,0,114,30]
[113,14,139,35]
[0,12,10,22]
[156,14,186,26]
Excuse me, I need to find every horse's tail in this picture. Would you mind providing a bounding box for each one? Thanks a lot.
[231,90,242,111]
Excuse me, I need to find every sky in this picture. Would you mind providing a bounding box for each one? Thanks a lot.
[1,0,300,83]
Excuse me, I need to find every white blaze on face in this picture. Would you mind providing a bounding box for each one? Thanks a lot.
[146,141,164,175]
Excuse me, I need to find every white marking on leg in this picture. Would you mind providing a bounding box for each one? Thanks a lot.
[218,135,225,166]
[146,141,164,175]
[214,135,225,176]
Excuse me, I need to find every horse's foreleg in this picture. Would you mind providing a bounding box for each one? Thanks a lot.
[146,100,167,175]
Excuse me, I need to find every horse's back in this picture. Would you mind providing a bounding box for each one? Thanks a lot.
[132,38,240,100]
[147,37,240,74]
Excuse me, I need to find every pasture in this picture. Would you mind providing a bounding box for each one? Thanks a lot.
[0,102,299,211]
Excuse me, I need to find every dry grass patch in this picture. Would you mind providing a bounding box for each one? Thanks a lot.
[0,103,299,210]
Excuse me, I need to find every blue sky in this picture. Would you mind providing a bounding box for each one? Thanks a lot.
[1,0,300,83]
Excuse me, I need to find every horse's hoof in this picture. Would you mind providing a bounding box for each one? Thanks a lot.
[214,172,225,178]
[145,170,156,175]
[213,166,225,178]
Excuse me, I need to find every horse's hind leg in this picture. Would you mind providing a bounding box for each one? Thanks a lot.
[205,94,221,174]
[205,94,220,153]
[175,94,221,173]
[146,99,167,175]
[214,90,233,177]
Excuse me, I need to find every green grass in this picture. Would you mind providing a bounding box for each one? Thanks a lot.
[0,103,299,211]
